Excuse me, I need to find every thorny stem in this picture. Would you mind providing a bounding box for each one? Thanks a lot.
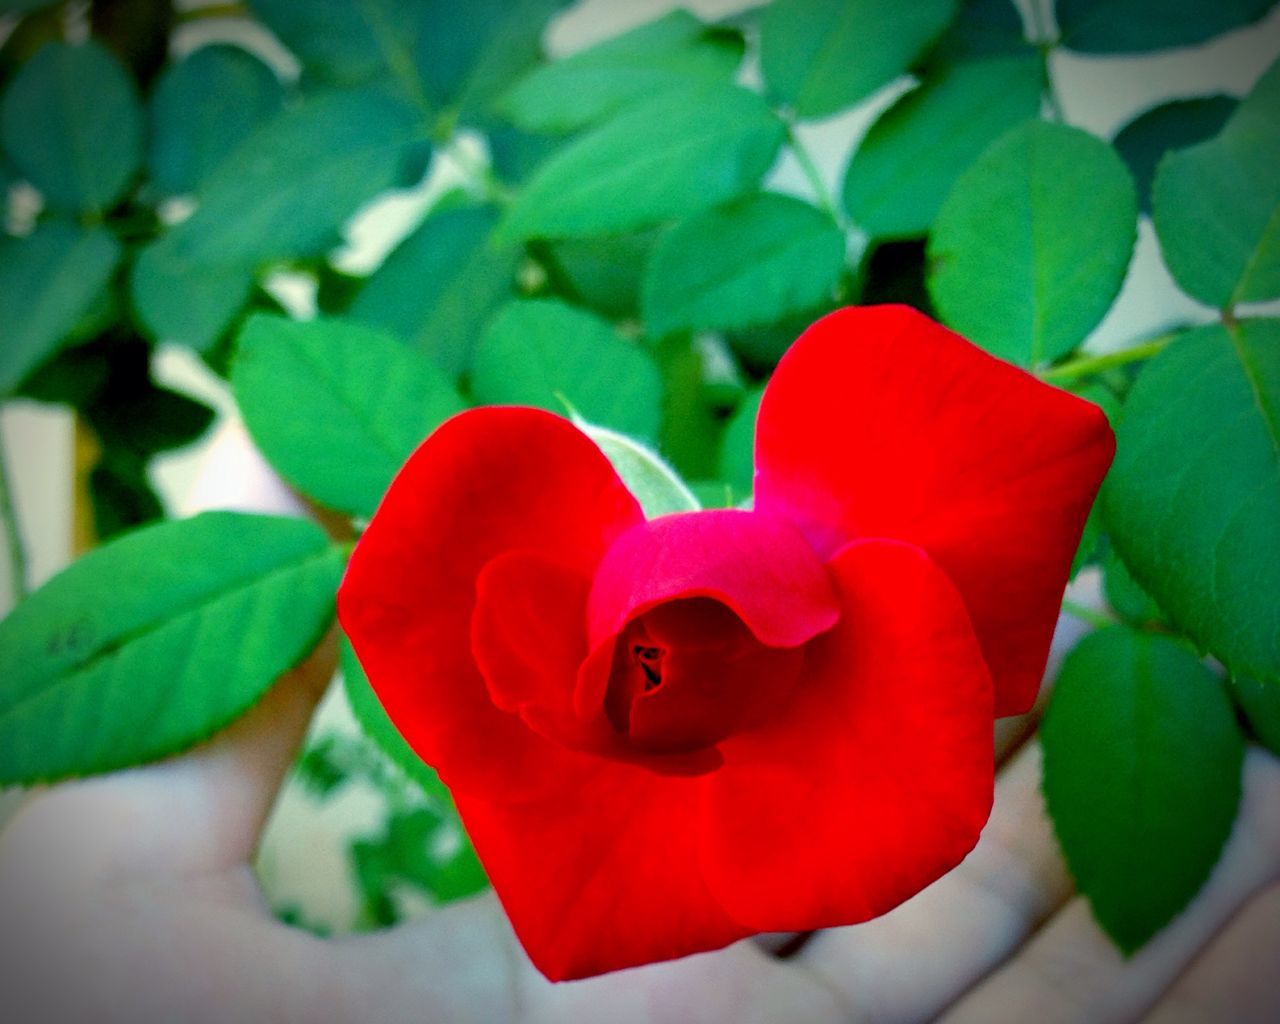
[0,430,29,602]
[1039,334,1176,385]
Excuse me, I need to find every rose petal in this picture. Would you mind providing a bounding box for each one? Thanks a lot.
[454,765,750,981]
[586,508,840,649]
[755,304,1114,715]
[338,407,643,798]
[700,538,995,930]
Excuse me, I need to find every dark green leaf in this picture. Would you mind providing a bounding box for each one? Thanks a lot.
[1042,627,1245,953]
[88,454,165,540]
[1067,383,1120,578]
[719,386,763,498]
[1056,0,1276,54]
[1112,95,1236,215]
[643,192,845,337]
[928,120,1137,366]
[654,333,725,481]
[500,10,743,134]
[470,298,662,442]
[0,512,344,783]
[1153,59,1280,308]
[130,244,255,352]
[1102,547,1164,626]
[0,40,141,213]
[498,84,785,241]
[147,44,284,196]
[843,55,1042,240]
[340,636,455,803]
[760,0,958,119]
[1231,675,1280,756]
[232,314,464,516]
[854,239,933,313]
[348,203,519,379]
[541,229,660,320]
[930,0,1030,63]
[1103,320,1280,685]
[0,222,121,395]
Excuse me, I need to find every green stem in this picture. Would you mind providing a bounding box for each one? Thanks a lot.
[1061,598,1114,630]
[1040,335,1175,385]
[0,431,29,602]
[786,124,838,221]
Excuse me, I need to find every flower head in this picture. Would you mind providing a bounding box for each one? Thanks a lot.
[338,304,1114,981]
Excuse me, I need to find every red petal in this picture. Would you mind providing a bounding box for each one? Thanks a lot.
[455,765,750,981]
[700,539,995,930]
[586,508,840,649]
[338,408,643,798]
[755,305,1114,715]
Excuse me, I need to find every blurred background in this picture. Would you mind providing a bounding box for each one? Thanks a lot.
[1,0,1278,936]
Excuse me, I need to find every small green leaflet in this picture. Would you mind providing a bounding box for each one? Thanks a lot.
[498,84,785,241]
[471,299,663,443]
[0,222,121,395]
[1153,58,1280,308]
[1042,627,1244,953]
[928,120,1137,367]
[147,44,284,196]
[0,512,345,784]
[574,419,700,520]
[760,0,958,119]
[1056,0,1276,54]
[232,315,465,518]
[642,193,846,337]
[500,9,744,134]
[1112,95,1236,215]
[1103,320,1280,687]
[0,40,141,214]
[348,202,519,380]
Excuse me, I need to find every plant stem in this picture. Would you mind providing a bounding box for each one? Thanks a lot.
[175,2,248,22]
[1040,334,1176,385]
[0,430,29,602]
[786,123,838,221]
[1061,598,1114,630]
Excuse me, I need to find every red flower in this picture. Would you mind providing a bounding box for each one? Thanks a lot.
[338,305,1114,981]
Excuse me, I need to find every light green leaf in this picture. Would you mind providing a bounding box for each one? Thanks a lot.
[147,44,284,196]
[928,120,1137,366]
[843,55,1042,240]
[0,512,344,784]
[1103,320,1280,686]
[1056,0,1276,54]
[1042,626,1245,953]
[1112,95,1236,215]
[0,222,121,394]
[760,0,958,119]
[643,193,845,337]
[471,299,663,442]
[500,10,743,134]
[575,420,699,519]
[232,314,464,516]
[0,40,141,213]
[1153,59,1280,308]
[499,84,785,241]
[348,203,518,379]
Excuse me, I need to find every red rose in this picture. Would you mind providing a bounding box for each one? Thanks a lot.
[338,304,1114,981]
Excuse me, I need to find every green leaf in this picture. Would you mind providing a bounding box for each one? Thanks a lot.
[0,512,344,784]
[1153,59,1280,308]
[88,454,165,540]
[1103,320,1280,685]
[147,44,284,196]
[500,10,743,134]
[642,193,846,337]
[130,243,255,352]
[232,314,464,517]
[0,222,121,394]
[1067,382,1120,578]
[1102,547,1164,627]
[1112,95,1236,215]
[541,229,660,320]
[0,40,141,213]
[928,120,1137,367]
[348,203,518,379]
[145,88,426,273]
[719,386,763,499]
[575,420,699,519]
[471,299,663,442]
[1056,0,1276,54]
[1231,674,1280,756]
[930,0,1030,64]
[499,84,785,241]
[760,0,958,119]
[1042,627,1245,953]
[340,636,455,803]
[843,55,1042,240]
